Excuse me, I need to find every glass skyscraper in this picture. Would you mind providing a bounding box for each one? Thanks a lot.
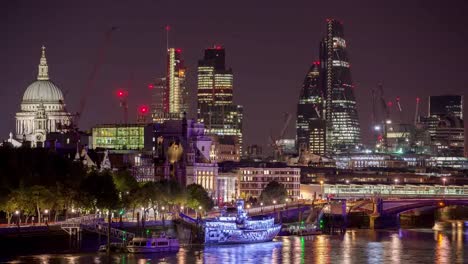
[152,48,188,123]
[296,62,326,155]
[320,19,361,152]
[197,46,243,153]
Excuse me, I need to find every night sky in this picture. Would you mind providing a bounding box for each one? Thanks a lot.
[2,0,468,151]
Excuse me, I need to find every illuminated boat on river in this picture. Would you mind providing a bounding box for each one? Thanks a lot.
[202,200,281,244]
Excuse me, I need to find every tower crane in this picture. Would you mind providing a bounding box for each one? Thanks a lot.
[269,112,292,160]
[74,26,119,128]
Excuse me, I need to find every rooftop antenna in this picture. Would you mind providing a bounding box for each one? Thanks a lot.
[165,25,170,51]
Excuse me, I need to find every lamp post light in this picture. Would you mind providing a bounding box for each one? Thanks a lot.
[442,178,447,198]
[320,180,324,200]
[346,180,350,184]
[260,202,264,213]
[394,179,399,184]
[197,206,203,219]
[44,209,49,224]
[15,210,20,226]
[273,200,277,212]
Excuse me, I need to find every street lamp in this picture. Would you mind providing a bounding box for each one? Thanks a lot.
[346,180,350,184]
[442,178,447,198]
[320,180,324,200]
[394,179,399,184]
[15,210,20,226]
[273,200,277,211]
[44,209,49,224]
[260,202,264,213]
[197,206,203,219]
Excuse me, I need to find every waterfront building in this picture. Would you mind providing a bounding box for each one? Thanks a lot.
[151,48,188,123]
[238,167,301,199]
[320,19,361,152]
[153,119,218,194]
[197,46,243,154]
[15,46,73,147]
[210,135,241,162]
[301,183,468,199]
[296,61,326,155]
[91,124,153,151]
[217,172,239,204]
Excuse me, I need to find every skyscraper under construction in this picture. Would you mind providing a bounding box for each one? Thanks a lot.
[320,19,361,152]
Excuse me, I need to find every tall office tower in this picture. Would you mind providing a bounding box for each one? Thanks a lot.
[426,95,464,156]
[197,46,243,154]
[429,95,463,119]
[296,61,326,155]
[151,48,188,123]
[320,19,361,152]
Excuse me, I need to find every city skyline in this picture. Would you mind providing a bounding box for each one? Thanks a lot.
[2,0,468,151]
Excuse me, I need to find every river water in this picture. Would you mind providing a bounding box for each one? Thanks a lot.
[2,226,468,263]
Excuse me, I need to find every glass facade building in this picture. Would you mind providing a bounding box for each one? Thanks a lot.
[197,46,243,153]
[92,124,153,150]
[151,48,188,123]
[320,19,361,152]
[296,62,326,155]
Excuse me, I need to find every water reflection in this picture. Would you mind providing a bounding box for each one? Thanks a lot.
[204,242,282,264]
[6,227,468,264]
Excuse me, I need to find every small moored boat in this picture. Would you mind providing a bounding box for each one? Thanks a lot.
[126,233,180,253]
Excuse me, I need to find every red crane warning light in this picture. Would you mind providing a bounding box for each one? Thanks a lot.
[138,105,149,115]
[116,89,127,98]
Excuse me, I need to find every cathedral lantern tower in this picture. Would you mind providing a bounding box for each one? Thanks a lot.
[15,46,72,146]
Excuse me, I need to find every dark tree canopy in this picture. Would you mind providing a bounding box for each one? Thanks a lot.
[259,181,288,205]
[186,184,214,211]
[80,171,120,211]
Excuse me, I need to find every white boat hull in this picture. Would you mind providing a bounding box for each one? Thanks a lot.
[126,246,179,253]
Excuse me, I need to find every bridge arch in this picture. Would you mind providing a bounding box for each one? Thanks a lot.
[383,199,468,215]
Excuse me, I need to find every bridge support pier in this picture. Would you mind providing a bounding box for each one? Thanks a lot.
[369,214,399,229]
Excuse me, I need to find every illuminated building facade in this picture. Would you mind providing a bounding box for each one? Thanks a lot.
[153,119,218,194]
[91,124,153,151]
[320,19,361,152]
[217,172,239,203]
[296,61,326,155]
[422,95,465,156]
[197,46,243,153]
[210,135,241,162]
[238,167,301,199]
[15,46,73,147]
[151,48,188,123]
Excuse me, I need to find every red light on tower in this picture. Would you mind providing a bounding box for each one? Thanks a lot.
[175,48,182,53]
[148,84,154,89]
[165,25,170,31]
[139,105,149,115]
[416,97,420,103]
[116,89,127,98]
[387,101,393,107]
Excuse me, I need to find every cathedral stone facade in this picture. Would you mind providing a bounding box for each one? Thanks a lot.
[15,46,72,147]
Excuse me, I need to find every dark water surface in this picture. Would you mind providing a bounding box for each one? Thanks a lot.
[2,228,468,263]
